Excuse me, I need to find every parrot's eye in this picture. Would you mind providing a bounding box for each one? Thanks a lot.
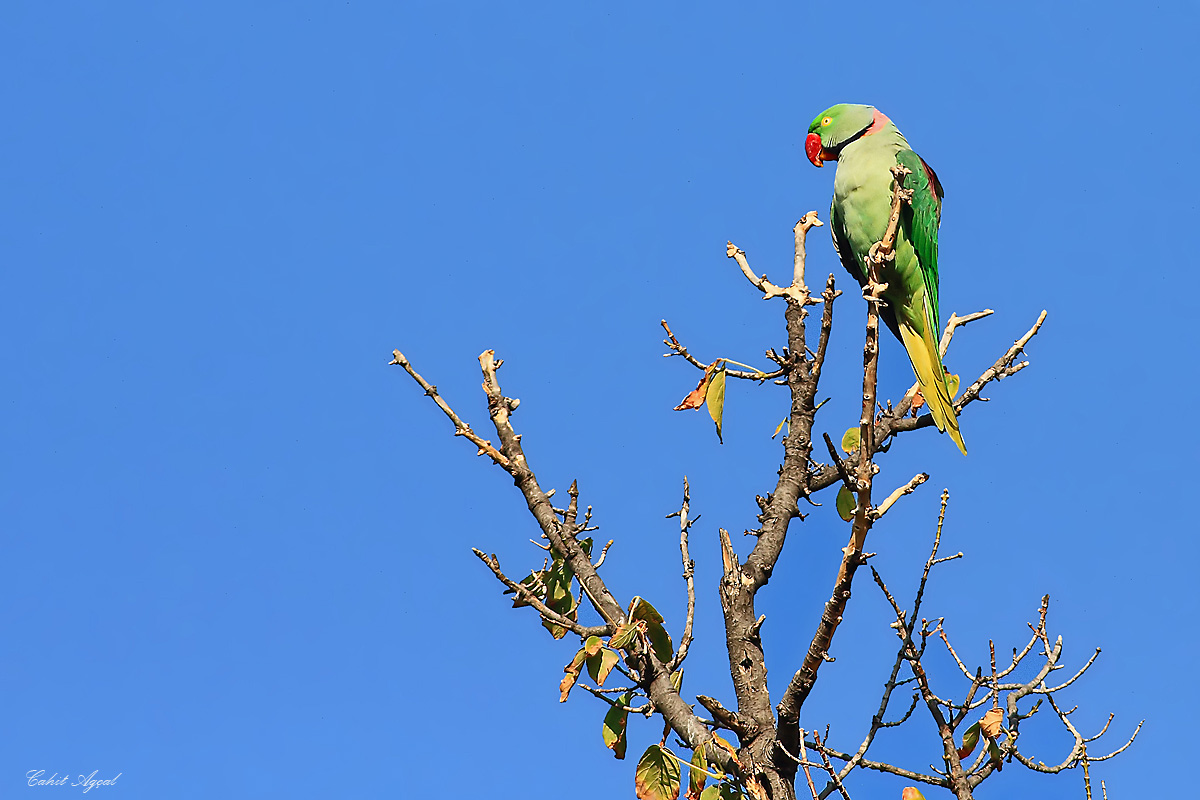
[822,117,832,126]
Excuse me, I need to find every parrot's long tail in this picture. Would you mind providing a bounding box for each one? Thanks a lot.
[898,320,967,455]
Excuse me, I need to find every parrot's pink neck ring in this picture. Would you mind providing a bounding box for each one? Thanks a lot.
[863,108,890,136]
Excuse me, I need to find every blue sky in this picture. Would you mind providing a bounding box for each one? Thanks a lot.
[2,2,1194,798]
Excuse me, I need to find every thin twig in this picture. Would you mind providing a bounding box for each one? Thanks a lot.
[661,320,784,381]
[471,549,610,638]
[668,478,697,671]
[871,473,929,520]
[727,211,823,304]
[798,730,822,800]
[391,349,510,468]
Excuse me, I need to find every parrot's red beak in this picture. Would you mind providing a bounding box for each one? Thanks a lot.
[805,132,838,168]
[805,132,827,167]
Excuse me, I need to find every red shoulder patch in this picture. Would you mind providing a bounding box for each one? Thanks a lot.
[919,156,944,200]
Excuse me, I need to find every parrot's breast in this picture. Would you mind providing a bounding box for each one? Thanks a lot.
[833,142,897,258]
[831,134,928,331]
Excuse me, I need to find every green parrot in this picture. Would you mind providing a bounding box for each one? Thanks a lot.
[805,103,966,455]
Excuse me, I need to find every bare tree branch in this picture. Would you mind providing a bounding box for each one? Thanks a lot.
[667,478,697,672]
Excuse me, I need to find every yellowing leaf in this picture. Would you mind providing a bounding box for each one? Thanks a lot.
[609,622,642,651]
[603,692,633,760]
[559,647,590,702]
[840,426,860,454]
[635,744,682,800]
[583,635,605,658]
[629,596,666,624]
[957,721,981,760]
[710,733,739,766]
[901,789,927,800]
[836,485,857,522]
[707,368,726,444]
[558,671,579,702]
[588,647,620,686]
[772,417,787,439]
[686,748,708,800]
[945,370,961,400]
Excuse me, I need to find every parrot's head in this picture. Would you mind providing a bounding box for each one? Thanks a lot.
[805,104,885,167]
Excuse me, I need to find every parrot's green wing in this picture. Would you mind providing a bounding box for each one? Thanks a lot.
[830,196,902,341]
[829,198,863,283]
[895,148,943,335]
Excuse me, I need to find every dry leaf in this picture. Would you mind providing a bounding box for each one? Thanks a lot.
[674,362,719,411]
[980,707,1003,739]
[911,388,926,414]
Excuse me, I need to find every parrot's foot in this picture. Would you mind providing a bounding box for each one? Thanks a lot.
[862,282,889,303]
[868,241,896,264]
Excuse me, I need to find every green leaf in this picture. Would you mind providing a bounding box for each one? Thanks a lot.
[699,788,720,800]
[540,586,577,639]
[559,647,590,702]
[706,367,726,444]
[687,748,708,800]
[583,636,604,657]
[958,721,981,759]
[646,621,674,664]
[544,559,574,606]
[986,738,1004,770]
[539,555,579,639]
[670,670,684,694]
[629,596,665,624]
[602,692,632,760]
[635,744,682,800]
[836,485,856,522]
[840,426,860,454]
[609,622,642,651]
[945,372,960,400]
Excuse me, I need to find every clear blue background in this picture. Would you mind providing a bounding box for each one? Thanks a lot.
[3,2,1192,798]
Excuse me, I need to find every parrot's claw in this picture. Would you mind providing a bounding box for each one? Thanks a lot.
[868,242,896,264]
[862,282,889,303]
